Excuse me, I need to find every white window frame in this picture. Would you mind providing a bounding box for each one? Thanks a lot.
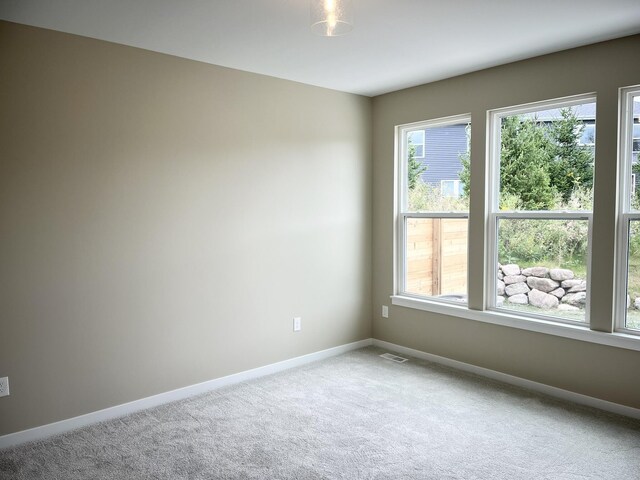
[407,129,425,158]
[391,96,640,352]
[396,114,470,306]
[486,94,596,327]
[615,86,640,335]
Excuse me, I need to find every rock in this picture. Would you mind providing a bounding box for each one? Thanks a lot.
[561,279,583,288]
[528,289,559,309]
[635,297,640,310]
[504,274,527,285]
[550,268,574,281]
[550,287,565,299]
[497,280,505,296]
[567,281,587,293]
[627,295,631,309]
[497,271,504,280]
[507,293,528,305]
[496,296,505,307]
[501,264,521,276]
[521,267,549,278]
[526,277,560,293]
[562,292,586,307]
[557,304,580,312]
[505,282,530,296]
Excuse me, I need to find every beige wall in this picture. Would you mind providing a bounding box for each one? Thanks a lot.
[372,35,640,409]
[0,21,372,436]
[2,18,640,439]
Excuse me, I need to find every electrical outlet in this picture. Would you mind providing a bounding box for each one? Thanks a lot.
[382,305,389,318]
[0,377,9,397]
[293,317,302,332]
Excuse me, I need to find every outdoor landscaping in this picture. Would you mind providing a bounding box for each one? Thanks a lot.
[407,105,640,330]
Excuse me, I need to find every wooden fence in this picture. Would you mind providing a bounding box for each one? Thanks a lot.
[406,218,468,297]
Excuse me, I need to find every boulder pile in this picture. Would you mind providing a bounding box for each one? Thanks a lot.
[497,264,587,311]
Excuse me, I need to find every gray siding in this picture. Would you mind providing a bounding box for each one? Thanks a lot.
[418,124,467,185]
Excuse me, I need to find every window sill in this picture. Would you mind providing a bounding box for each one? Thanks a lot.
[390,295,640,352]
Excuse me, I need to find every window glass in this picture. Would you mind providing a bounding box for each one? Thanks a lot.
[622,93,640,331]
[441,180,461,197]
[626,219,640,331]
[407,130,425,158]
[400,116,471,305]
[579,123,595,145]
[405,218,468,301]
[498,103,596,211]
[406,122,470,212]
[493,99,595,323]
[497,218,588,322]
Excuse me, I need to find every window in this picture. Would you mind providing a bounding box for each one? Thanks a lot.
[579,123,596,146]
[407,130,425,158]
[397,115,470,305]
[488,96,596,324]
[392,92,640,349]
[441,179,462,198]
[616,87,640,333]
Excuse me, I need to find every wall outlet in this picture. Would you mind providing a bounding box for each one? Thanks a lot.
[0,377,9,397]
[293,317,302,332]
[382,305,389,318]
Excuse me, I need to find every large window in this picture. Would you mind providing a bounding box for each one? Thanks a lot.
[488,96,596,324]
[397,115,470,304]
[617,87,640,333]
[393,91,640,348]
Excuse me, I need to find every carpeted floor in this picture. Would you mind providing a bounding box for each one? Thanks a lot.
[1,346,640,479]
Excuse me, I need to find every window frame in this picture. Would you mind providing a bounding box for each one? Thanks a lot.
[486,94,596,326]
[396,114,471,306]
[615,86,640,335]
[391,95,640,352]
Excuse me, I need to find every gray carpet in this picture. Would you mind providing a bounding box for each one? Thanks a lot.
[1,346,639,479]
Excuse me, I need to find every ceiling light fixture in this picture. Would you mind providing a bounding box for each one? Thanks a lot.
[310,0,354,37]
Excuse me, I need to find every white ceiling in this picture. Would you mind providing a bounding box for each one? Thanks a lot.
[2,0,640,97]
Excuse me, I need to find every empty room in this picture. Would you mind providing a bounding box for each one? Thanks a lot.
[1,1,640,478]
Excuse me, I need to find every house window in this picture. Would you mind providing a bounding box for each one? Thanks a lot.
[407,130,425,158]
[488,96,596,324]
[616,87,640,333]
[579,123,596,146]
[397,115,470,304]
[441,179,462,198]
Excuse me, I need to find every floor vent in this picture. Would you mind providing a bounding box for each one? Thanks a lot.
[379,353,408,363]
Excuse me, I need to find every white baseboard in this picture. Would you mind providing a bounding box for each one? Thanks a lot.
[0,338,373,450]
[4,336,637,450]
[372,339,640,420]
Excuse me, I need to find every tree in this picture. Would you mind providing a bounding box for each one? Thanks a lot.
[547,108,594,202]
[459,150,470,198]
[498,115,555,209]
[458,111,593,209]
[407,143,427,190]
[458,124,472,199]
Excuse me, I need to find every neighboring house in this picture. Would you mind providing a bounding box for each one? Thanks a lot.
[408,101,640,197]
[408,123,468,197]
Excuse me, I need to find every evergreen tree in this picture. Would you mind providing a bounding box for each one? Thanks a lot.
[548,108,594,202]
[498,115,555,210]
[407,143,427,190]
